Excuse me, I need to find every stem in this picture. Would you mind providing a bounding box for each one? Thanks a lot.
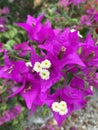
[9,54,29,62]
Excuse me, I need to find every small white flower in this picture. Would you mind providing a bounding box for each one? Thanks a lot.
[70,29,76,33]
[41,59,51,69]
[78,32,83,38]
[59,101,68,115]
[71,29,83,38]
[51,101,68,115]
[33,62,42,72]
[90,86,93,91]
[59,108,68,115]
[59,101,67,110]
[26,62,32,67]
[0,24,4,28]
[39,69,50,80]
[51,102,60,112]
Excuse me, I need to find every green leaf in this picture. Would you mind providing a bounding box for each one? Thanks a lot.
[4,40,16,50]
[9,30,16,39]
[66,72,73,85]
[6,39,16,46]
[3,32,10,39]
[79,27,89,38]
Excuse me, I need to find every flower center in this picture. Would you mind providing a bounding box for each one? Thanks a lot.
[58,46,66,59]
[51,101,68,115]
[33,62,42,72]
[41,59,51,69]
[39,69,50,80]
[23,81,32,93]
[33,59,51,80]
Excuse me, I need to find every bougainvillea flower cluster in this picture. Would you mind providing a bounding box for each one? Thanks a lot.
[0,6,10,32]
[58,0,86,7]
[79,2,98,27]
[0,105,22,125]
[0,14,98,126]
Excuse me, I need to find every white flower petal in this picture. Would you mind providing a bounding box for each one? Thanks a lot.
[41,59,51,69]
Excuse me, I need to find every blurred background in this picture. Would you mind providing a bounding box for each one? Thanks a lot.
[0,0,98,130]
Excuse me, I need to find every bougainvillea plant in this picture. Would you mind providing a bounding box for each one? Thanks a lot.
[0,11,98,127]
